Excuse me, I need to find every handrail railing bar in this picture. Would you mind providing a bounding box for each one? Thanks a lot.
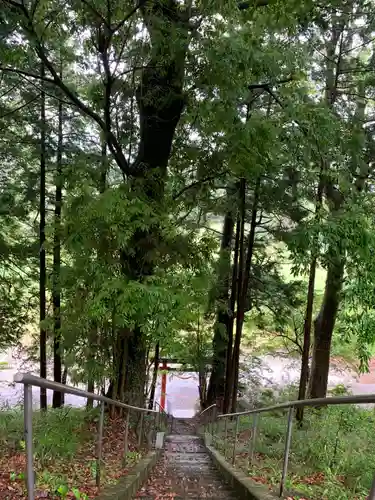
[198,403,216,417]
[14,372,158,414]
[153,400,169,416]
[218,394,375,499]
[218,393,375,418]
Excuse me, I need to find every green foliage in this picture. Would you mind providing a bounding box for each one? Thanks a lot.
[0,407,96,464]
[1,4,375,497]
[215,386,375,499]
[60,182,217,384]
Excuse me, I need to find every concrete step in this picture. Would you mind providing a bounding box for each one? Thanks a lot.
[165,434,201,441]
[166,454,212,462]
[137,418,237,499]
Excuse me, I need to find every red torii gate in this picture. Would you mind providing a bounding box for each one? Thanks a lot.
[158,358,198,411]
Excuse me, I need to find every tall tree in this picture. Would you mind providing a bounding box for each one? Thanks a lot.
[39,61,47,410]
[296,172,323,422]
[52,78,63,408]
[223,206,241,414]
[231,176,260,412]
[206,208,235,407]
[308,3,372,398]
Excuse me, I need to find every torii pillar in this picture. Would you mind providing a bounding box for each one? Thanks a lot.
[160,359,168,411]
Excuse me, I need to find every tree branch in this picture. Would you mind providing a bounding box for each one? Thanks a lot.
[248,77,294,90]
[263,86,284,108]
[275,331,302,354]
[100,34,113,149]
[238,0,269,9]
[188,0,269,21]
[0,65,55,84]
[3,0,132,176]
[112,0,149,32]
[0,68,76,106]
[172,171,228,200]
[0,97,38,119]
[80,0,110,27]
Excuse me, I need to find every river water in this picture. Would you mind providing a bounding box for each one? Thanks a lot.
[1,349,375,415]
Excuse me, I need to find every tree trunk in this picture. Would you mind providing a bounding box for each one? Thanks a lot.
[119,336,128,404]
[148,343,160,410]
[308,256,345,398]
[11,0,191,409]
[61,366,67,406]
[108,329,128,400]
[100,139,107,193]
[206,211,234,407]
[231,177,260,413]
[296,255,316,421]
[52,82,63,409]
[296,173,323,422]
[223,195,242,414]
[86,327,98,409]
[116,2,187,405]
[306,20,346,401]
[86,142,107,409]
[125,327,147,407]
[86,379,95,409]
[39,61,47,411]
[224,180,246,413]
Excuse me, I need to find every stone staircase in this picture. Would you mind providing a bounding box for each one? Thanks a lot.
[136,418,237,499]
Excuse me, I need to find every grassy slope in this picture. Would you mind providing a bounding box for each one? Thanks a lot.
[212,391,373,500]
[0,407,152,499]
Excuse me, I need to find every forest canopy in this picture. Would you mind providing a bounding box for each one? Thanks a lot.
[0,0,374,416]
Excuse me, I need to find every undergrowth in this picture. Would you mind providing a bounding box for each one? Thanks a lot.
[214,385,375,500]
[0,406,146,499]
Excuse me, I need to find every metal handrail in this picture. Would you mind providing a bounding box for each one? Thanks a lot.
[209,394,375,499]
[198,403,216,417]
[14,372,160,500]
[153,400,172,431]
[218,392,375,418]
[153,400,168,414]
[14,372,158,413]
[153,400,164,411]
[198,403,217,438]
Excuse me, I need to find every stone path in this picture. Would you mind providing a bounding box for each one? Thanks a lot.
[136,418,236,499]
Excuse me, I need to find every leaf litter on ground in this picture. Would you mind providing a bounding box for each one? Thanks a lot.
[0,412,142,499]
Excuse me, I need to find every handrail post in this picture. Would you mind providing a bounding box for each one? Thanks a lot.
[138,412,144,448]
[249,413,258,466]
[211,406,216,445]
[155,410,160,432]
[224,417,228,458]
[163,411,167,431]
[24,383,34,500]
[213,407,218,446]
[123,410,130,465]
[96,402,105,487]
[153,412,157,446]
[279,406,294,497]
[232,415,239,465]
